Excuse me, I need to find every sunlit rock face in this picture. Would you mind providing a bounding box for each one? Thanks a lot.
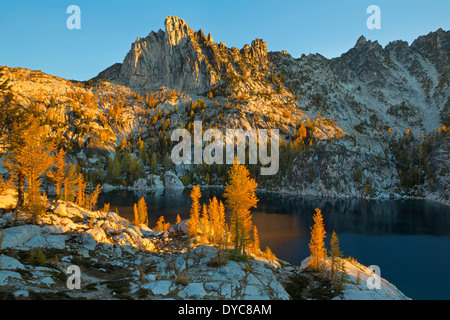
[96,16,269,94]
[97,17,449,134]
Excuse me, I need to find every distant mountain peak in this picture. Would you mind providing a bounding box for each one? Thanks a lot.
[355,35,367,48]
[353,35,383,52]
[411,28,450,55]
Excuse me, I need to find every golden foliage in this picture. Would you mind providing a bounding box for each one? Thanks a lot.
[308,208,327,272]
[133,196,148,226]
[101,202,110,213]
[75,173,87,208]
[155,215,171,231]
[85,184,102,211]
[223,158,258,256]
[3,117,55,222]
[46,148,66,199]
[188,185,201,238]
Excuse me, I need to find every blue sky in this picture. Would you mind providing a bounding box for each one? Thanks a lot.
[0,0,448,81]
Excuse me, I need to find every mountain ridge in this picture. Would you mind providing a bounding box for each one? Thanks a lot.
[95,16,449,134]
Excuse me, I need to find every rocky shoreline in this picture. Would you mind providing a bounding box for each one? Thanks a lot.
[0,193,409,300]
[100,177,450,207]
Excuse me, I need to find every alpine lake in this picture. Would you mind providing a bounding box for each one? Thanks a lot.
[99,188,450,300]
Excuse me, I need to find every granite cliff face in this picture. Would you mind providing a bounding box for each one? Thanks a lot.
[97,16,269,94]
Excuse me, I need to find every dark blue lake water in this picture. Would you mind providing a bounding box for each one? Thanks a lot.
[99,189,450,300]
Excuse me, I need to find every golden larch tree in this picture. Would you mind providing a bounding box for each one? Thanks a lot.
[308,208,327,272]
[85,184,102,211]
[223,158,258,256]
[216,200,228,248]
[75,173,87,208]
[188,185,201,238]
[3,118,55,223]
[63,163,77,202]
[47,148,67,199]
[155,215,171,231]
[101,202,110,213]
[209,196,227,245]
[133,196,148,226]
[133,204,139,226]
[200,203,210,243]
[252,225,260,255]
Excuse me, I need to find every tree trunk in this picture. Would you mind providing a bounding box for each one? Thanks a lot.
[234,213,239,256]
[16,171,24,209]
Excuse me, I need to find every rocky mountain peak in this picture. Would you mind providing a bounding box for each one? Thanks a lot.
[95,16,273,94]
[354,35,367,48]
[252,38,268,60]
[385,40,410,51]
[411,28,450,57]
[164,15,188,31]
[352,36,383,53]
[239,38,267,62]
[164,16,193,46]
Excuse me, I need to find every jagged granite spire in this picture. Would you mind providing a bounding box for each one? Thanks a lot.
[164,16,192,46]
[96,16,268,94]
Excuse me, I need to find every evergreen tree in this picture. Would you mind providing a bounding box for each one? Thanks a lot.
[337,259,349,291]
[329,231,343,284]
[128,156,143,185]
[106,155,121,184]
[162,152,172,171]
[149,152,158,174]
